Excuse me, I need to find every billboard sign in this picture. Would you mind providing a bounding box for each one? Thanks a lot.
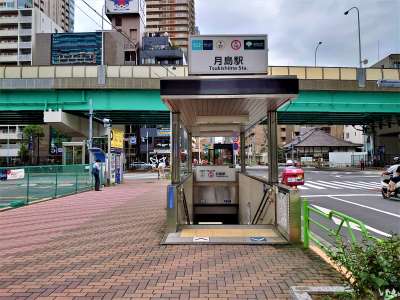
[105,0,145,15]
[111,129,124,149]
[189,35,268,75]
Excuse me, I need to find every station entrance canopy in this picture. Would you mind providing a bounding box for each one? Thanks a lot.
[161,76,299,136]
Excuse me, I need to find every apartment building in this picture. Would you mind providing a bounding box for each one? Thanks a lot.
[0,125,24,165]
[0,0,66,66]
[146,0,195,51]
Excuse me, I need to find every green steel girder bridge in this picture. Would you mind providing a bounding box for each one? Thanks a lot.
[0,65,399,127]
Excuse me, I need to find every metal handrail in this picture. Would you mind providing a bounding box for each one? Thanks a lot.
[303,199,378,250]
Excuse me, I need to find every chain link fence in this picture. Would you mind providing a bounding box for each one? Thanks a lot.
[0,164,97,208]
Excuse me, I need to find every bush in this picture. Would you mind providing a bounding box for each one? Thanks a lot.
[328,235,400,299]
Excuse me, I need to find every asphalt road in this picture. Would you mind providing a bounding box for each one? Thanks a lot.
[247,166,400,238]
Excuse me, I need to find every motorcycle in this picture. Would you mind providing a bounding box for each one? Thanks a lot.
[381,177,400,200]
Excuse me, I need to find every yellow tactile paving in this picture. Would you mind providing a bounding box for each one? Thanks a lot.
[180,228,279,238]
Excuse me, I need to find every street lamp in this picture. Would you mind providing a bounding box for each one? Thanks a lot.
[344,6,362,68]
[314,41,322,67]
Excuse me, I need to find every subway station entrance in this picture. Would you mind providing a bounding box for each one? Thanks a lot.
[160,75,302,244]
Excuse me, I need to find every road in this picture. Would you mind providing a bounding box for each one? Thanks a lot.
[248,166,400,238]
[126,167,400,238]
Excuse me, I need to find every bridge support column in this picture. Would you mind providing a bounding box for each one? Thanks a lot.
[240,131,246,173]
[268,111,279,185]
[171,112,181,184]
[188,131,192,174]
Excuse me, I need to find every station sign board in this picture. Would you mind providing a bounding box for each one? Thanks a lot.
[189,35,268,75]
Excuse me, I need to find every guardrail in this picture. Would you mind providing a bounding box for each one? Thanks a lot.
[303,199,378,251]
[0,164,97,209]
[0,65,399,81]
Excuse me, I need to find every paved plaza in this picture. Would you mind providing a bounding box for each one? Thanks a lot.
[0,180,343,300]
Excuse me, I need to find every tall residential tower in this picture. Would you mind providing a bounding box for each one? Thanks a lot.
[0,0,74,66]
[146,0,195,51]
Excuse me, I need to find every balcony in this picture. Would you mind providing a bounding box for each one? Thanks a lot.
[0,41,18,49]
[0,132,22,140]
[0,147,20,158]
[19,41,31,48]
[19,16,32,23]
[19,29,31,36]
[0,54,17,62]
[0,29,18,36]
[19,54,32,61]
[0,16,18,24]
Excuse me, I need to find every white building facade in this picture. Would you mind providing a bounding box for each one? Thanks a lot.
[0,125,24,165]
[0,0,62,65]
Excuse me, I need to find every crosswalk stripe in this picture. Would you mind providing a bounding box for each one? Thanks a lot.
[347,181,380,189]
[297,186,309,190]
[331,181,362,189]
[314,181,342,189]
[304,182,326,190]
[315,181,360,189]
[341,181,372,188]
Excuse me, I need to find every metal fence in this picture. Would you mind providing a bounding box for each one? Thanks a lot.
[302,199,379,251]
[0,164,95,208]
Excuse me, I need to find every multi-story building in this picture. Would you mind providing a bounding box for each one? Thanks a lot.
[105,0,146,65]
[146,0,195,51]
[140,33,186,65]
[0,125,24,165]
[0,0,66,66]
[371,53,400,69]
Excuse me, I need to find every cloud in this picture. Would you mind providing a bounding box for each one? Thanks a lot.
[195,0,399,66]
[74,0,399,67]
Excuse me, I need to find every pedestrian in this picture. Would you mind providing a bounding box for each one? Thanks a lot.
[92,159,101,191]
[360,158,365,171]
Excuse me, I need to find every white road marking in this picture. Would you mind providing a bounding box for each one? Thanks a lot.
[328,196,400,219]
[331,181,362,189]
[304,182,326,190]
[341,181,376,189]
[314,181,342,189]
[297,186,309,190]
[303,194,379,198]
[311,204,391,237]
[319,180,356,190]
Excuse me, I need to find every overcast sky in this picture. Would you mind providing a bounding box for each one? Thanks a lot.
[75,0,399,67]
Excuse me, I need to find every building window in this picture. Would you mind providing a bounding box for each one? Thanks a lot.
[346,133,350,139]
[115,16,122,27]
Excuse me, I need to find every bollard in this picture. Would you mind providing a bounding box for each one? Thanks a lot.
[26,171,30,204]
[54,170,58,198]
[303,199,310,249]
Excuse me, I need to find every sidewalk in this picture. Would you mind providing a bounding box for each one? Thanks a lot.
[0,180,343,300]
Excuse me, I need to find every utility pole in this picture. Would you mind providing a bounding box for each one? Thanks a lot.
[88,98,93,164]
[6,125,10,166]
[107,125,112,185]
[146,131,149,164]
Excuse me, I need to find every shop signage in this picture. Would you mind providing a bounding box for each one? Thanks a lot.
[195,166,236,182]
[111,129,124,149]
[157,128,171,136]
[105,0,145,15]
[189,35,268,75]
[130,136,137,145]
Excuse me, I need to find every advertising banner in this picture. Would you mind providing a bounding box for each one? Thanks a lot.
[189,35,268,75]
[105,0,145,15]
[111,129,124,149]
[7,169,25,180]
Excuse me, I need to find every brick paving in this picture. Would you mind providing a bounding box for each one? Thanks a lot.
[0,180,343,300]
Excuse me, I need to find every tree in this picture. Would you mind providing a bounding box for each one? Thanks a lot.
[22,125,45,165]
